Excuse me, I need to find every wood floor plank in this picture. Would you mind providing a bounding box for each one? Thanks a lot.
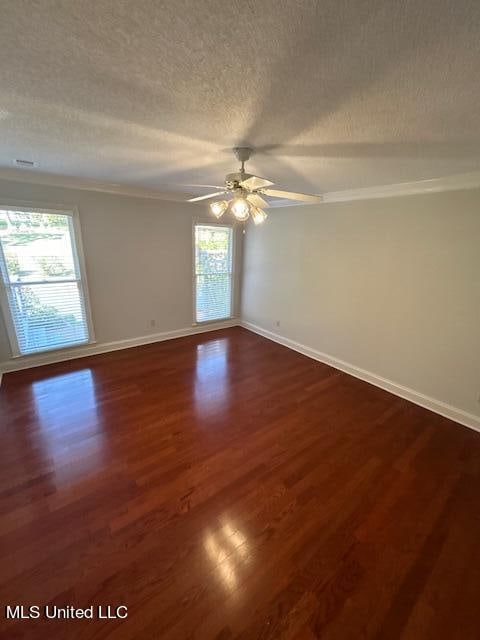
[0,327,478,639]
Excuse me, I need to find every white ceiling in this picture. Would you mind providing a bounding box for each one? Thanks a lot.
[1,0,480,200]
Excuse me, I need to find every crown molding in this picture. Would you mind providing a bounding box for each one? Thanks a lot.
[0,167,188,202]
[1,166,480,205]
[322,170,480,203]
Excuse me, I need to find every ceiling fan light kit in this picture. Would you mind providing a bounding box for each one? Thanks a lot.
[189,147,322,224]
[229,196,250,221]
[210,200,228,218]
[250,206,268,225]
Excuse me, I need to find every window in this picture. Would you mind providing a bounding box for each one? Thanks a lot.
[194,224,233,323]
[0,206,93,356]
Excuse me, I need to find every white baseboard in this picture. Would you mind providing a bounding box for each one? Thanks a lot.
[0,319,239,374]
[3,318,479,434]
[241,321,480,434]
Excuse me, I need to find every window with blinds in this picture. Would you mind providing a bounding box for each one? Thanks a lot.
[194,224,233,323]
[0,207,92,356]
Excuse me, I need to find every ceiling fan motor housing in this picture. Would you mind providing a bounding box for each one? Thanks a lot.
[225,172,253,190]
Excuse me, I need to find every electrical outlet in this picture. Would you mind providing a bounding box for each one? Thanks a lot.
[150,319,156,328]
[275,320,281,328]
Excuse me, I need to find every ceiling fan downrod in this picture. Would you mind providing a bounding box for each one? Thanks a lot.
[233,147,253,175]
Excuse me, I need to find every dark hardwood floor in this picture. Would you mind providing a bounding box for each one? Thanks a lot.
[0,327,479,640]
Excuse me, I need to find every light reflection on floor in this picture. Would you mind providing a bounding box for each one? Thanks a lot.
[194,339,231,419]
[31,368,106,483]
[203,518,249,593]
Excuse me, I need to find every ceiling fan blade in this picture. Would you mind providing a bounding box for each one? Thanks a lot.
[240,175,274,190]
[262,188,322,203]
[247,193,270,208]
[176,184,225,189]
[187,191,227,202]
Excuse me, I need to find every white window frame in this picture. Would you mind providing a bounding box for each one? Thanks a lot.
[192,220,235,325]
[0,199,95,357]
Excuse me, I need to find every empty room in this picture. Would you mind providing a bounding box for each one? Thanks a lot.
[0,1,479,639]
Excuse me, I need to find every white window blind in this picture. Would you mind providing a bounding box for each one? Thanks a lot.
[0,208,92,355]
[194,224,233,323]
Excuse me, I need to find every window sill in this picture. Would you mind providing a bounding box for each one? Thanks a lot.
[12,339,97,358]
[192,317,236,327]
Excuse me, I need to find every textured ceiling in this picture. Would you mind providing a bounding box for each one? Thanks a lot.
[1,0,480,199]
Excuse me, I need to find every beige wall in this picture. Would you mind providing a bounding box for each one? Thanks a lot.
[0,178,242,364]
[242,189,480,420]
[2,177,479,425]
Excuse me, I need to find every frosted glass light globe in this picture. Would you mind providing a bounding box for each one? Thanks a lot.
[251,206,267,225]
[209,200,228,218]
[230,197,250,221]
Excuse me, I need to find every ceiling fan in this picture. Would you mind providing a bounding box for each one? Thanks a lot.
[187,147,322,224]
